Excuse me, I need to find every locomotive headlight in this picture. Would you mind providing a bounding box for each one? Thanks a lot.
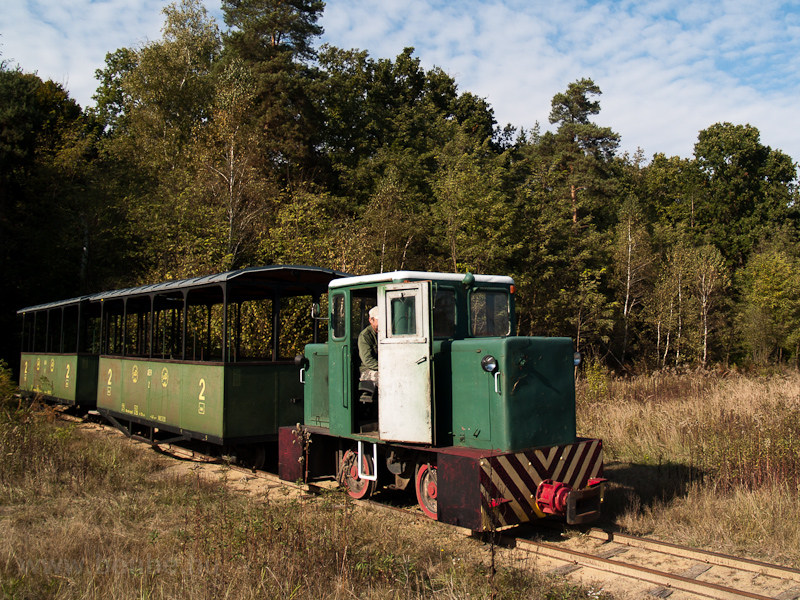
[481,355,499,373]
[573,352,582,366]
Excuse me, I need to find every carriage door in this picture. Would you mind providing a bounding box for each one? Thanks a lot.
[378,282,433,443]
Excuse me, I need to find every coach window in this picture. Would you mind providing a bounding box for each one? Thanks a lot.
[33,312,47,353]
[470,289,510,337]
[63,305,79,354]
[45,309,61,353]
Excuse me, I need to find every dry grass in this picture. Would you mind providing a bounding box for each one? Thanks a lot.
[578,366,800,565]
[0,361,606,600]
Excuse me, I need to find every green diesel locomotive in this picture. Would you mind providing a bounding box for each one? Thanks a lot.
[280,270,604,530]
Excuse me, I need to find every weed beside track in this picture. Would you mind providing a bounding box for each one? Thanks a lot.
[579,367,800,566]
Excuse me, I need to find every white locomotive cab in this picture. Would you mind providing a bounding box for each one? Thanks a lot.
[376,281,433,444]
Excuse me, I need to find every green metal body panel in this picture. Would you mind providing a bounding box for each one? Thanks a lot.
[448,342,494,446]
[303,344,330,427]
[327,341,353,438]
[98,357,303,442]
[308,335,576,453]
[19,353,99,406]
[223,363,304,438]
[449,337,576,451]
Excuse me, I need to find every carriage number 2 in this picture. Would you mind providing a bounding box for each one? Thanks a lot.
[198,379,206,415]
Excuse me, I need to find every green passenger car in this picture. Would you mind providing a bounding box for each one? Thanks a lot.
[18,266,345,455]
[18,297,101,407]
[88,266,344,450]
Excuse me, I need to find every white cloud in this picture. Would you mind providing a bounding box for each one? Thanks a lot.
[2,0,800,161]
[1,0,164,107]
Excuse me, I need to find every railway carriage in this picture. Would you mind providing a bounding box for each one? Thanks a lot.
[18,296,101,407]
[278,271,605,531]
[91,266,345,465]
[18,265,345,467]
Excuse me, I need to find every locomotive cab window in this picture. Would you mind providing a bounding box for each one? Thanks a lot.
[470,289,510,337]
[432,288,456,338]
[390,295,417,336]
[331,294,346,340]
[383,286,427,344]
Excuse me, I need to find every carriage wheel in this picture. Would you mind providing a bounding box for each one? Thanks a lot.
[340,449,377,499]
[415,463,438,520]
[236,445,266,471]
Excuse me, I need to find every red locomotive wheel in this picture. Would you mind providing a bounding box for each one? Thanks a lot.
[415,463,438,520]
[341,449,377,499]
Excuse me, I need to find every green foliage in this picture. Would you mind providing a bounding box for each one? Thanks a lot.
[690,244,730,366]
[222,0,323,63]
[582,359,610,403]
[693,122,797,266]
[0,360,15,399]
[222,0,325,170]
[737,248,800,363]
[5,2,800,373]
[612,195,654,361]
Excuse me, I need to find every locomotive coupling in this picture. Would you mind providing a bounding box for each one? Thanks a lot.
[536,478,606,525]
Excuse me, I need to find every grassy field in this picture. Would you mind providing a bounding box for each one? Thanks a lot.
[5,358,800,599]
[0,362,606,600]
[578,364,800,566]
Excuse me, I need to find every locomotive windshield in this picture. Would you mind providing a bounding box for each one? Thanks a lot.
[470,289,510,337]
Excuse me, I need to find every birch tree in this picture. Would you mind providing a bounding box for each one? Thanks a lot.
[690,244,729,367]
[612,195,653,362]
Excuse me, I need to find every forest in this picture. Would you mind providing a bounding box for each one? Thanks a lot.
[1,0,799,373]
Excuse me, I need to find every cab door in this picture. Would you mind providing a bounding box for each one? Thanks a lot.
[377,281,433,443]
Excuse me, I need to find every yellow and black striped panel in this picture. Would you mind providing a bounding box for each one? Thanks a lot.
[479,439,603,528]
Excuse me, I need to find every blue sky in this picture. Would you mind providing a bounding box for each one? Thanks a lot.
[3,0,800,162]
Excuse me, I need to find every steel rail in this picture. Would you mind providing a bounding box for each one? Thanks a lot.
[517,537,778,600]
[585,528,800,583]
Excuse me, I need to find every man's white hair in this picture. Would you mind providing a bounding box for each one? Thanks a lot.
[369,306,379,320]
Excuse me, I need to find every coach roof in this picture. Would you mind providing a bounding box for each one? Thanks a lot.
[18,265,349,313]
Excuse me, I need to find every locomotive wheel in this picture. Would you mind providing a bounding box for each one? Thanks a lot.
[341,449,377,500]
[415,463,438,520]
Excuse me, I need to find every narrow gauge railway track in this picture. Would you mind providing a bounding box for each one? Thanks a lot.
[57,411,800,599]
[514,529,800,600]
[57,410,310,491]
[153,440,428,520]
[59,409,417,510]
